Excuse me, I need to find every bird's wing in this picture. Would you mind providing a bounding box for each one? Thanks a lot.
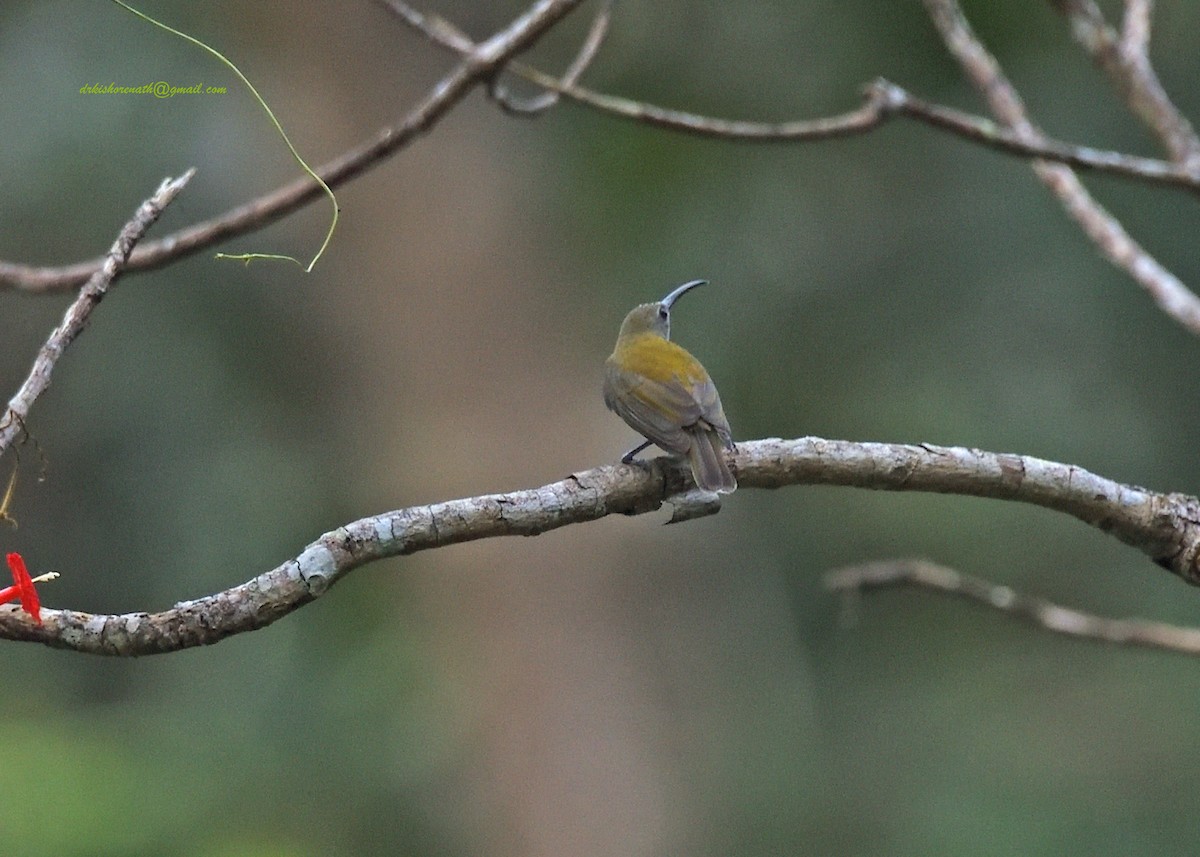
[693,376,736,449]
[604,368,698,455]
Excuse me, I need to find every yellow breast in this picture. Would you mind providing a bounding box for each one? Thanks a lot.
[610,333,709,386]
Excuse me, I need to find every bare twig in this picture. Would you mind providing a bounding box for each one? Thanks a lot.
[1120,0,1153,60]
[0,0,586,295]
[512,70,888,140]
[384,1,1200,189]
[1050,0,1200,168]
[380,0,616,115]
[924,0,1200,338]
[864,81,1195,190]
[826,559,1200,657]
[0,170,195,459]
[5,437,1200,655]
[384,1,1200,193]
[375,0,475,51]
[7,2,1199,295]
[490,0,613,115]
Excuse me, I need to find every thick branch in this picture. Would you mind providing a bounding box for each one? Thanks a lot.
[0,0,585,294]
[4,437,1199,656]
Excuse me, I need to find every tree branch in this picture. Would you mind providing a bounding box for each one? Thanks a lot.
[1050,0,1200,168]
[923,0,1200,338]
[383,0,1200,334]
[9,0,1196,317]
[4,437,1199,656]
[489,0,613,115]
[0,170,195,458]
[398,0,1200,340]
[0,0,586,295]
[380,0,1200,193]
[826,559,1200,657]
[386,0,1200,333]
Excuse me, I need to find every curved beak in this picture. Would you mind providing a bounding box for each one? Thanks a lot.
[660,279,707,310]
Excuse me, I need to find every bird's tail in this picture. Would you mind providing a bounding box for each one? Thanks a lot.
[687,430,737,494]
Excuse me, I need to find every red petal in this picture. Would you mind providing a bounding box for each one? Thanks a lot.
[6,553,41,624]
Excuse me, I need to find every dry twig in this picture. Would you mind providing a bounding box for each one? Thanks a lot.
[381,0,1200,191]
[827,559,1200,657]
[1050,0,1200,168]
[386,0,1200,337]
[6,0,1199,316]
[0,170,195,458]
[924,0,1200,337]
[489,0,613,115]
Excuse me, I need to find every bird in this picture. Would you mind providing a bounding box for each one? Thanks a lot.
[603,279,737,493]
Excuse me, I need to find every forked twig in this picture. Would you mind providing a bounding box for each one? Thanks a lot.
[377,0,615,114]
[1049,0,1200,168]
[924,0,1200,338]
[491,0,613,115]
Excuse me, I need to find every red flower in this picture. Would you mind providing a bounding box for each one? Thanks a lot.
[0,552,47,624]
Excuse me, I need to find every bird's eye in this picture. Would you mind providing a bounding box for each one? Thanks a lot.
[658,306,669,320]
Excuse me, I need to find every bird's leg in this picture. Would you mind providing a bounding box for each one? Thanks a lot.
[621,439,654,464]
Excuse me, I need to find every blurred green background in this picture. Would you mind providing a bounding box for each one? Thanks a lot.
[3,0,1200,854]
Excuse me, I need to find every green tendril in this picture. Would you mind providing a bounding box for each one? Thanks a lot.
[111,0,338,272]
